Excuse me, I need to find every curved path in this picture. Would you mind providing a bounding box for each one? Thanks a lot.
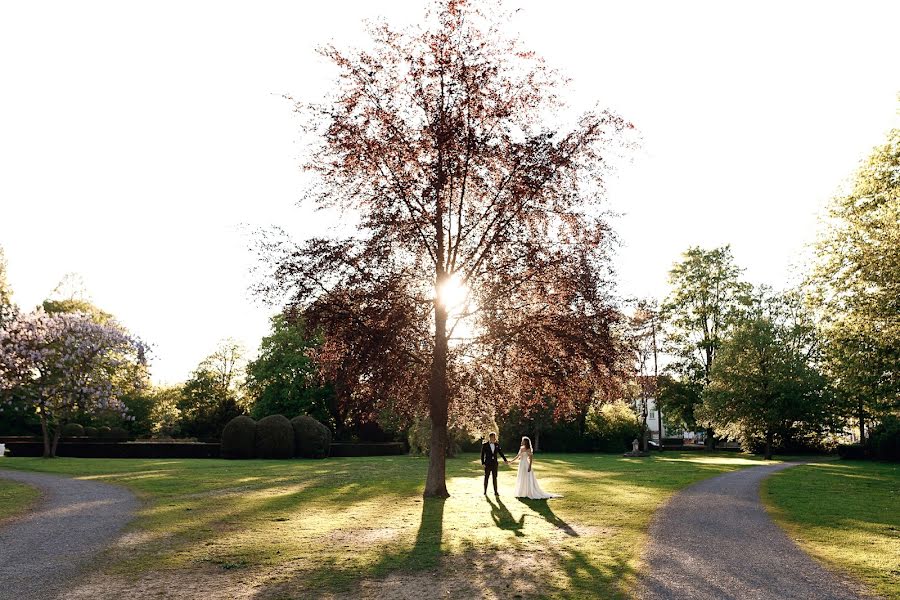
[638,462,873,600]
[0,469,138,600]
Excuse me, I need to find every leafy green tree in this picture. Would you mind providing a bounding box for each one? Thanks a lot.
[177,340,246,439]
[246,314,335,425]
[584,401,642,452]
[811,123,900,442]
[702,290,830,459]
[661,246,751,448]
[629,299,661,449]
[147,386,183,437]
[42,298,114,324]
[656,375,701,433]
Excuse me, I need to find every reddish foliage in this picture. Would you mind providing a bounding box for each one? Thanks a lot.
[257,0,632,494]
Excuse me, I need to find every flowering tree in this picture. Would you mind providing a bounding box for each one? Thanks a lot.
[259,0,630,496]
[0,309,148,457]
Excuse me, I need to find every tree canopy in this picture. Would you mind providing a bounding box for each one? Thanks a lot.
[811,124,900,441]
[245,313,335,426]
[660,245,750,447]
[703,290,830,458]
[258,0,630,496]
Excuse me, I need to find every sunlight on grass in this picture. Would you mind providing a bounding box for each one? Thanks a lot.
[762,461,900,599]
[0,478,40,521]
[2,452,766,599]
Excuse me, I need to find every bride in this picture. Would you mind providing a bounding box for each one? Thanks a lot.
[511,436,561,499]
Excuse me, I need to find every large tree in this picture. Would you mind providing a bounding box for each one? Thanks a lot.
[702,289,830,459]
[661,246,750,448]
[259,0,629,496]
[629,299,661,450]
[0,309,147,457]
[811,123,900,442]
[246,313,334,426]
[178,339,246,439]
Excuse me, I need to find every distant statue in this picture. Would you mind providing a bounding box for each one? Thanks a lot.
[632,439,640,452]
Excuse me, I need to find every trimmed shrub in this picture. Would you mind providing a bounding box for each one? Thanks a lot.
[585,402,642,452]
[869,415,900,462]
[61,423,85,438]
[83,426,99,438]
[97,426,111,438]
[837,443,867,460]
[292,415,331,459]
[254,415,294,459]
[105,426,129,441]
[221,416,256,459]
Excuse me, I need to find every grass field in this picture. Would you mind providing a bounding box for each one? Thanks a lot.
[1,452,770,599]
[763,460,900,599]
[0,478,40,522]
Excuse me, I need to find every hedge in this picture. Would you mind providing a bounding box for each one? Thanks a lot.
[221,416,257,459]
[292,415,331,459]
[255,415,294,459]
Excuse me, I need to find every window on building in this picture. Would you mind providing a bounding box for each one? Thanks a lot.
[649,410,656,419]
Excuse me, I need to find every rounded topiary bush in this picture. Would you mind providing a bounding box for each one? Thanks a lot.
[255,415,295,459]
[291,415,331,459]
[83,426,98,437]
[107,426,129,441]
[61,423,85,438]
[221,415,257,459]
[97,426,111,438]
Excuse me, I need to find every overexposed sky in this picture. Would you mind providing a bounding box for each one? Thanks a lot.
[1,1,897,383]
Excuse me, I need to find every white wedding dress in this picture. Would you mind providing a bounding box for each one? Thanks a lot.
[513,446,561,499]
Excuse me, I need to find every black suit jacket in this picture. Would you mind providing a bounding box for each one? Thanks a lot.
[481,441,507,466]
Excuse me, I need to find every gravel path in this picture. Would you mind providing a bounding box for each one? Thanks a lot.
[638,462,874,600]
[0,469,138,600]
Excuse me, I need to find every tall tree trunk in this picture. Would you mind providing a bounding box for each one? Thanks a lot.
[424,302,450,498]
[51,425,62,458]
[534,427,540,452]
[857,399,866,445]
[39,412,52,458]
[641,407,649,452]
[657,406,663,452]
[764,430,773,460]
[704,427,715,451]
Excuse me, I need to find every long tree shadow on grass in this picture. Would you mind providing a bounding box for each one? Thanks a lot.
[405,497,446,571]
[518,498,578,537]
[486,495,524,537]
[258,496,448,598]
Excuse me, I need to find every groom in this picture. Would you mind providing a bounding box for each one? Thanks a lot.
[481,432,508,495]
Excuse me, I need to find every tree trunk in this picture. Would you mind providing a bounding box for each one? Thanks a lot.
[424,302,450,498]
[704,427,715,451]
[534,427,541,452]
[641,412,649,452]
[51,425,62,458]
[39,413,52,458]
[857,399,866,445]
[657,406,663,452]
[764,430,773,460]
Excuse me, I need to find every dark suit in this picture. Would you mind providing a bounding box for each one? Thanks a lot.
[481,441,507,494]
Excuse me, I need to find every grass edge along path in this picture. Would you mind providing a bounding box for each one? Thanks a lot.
[0,452,776,599]
[761,460,900,600]
[0,477,41,523]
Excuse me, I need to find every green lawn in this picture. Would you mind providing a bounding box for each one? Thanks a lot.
[1,452,768,599]
[0,478,40,522]
[763,460,900,599]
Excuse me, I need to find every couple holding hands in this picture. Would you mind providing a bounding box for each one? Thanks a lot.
[480,432,560,500]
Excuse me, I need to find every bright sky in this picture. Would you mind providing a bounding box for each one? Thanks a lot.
[1,1,897,384]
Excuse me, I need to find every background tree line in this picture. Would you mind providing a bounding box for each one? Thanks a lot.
[656,118,899,460]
